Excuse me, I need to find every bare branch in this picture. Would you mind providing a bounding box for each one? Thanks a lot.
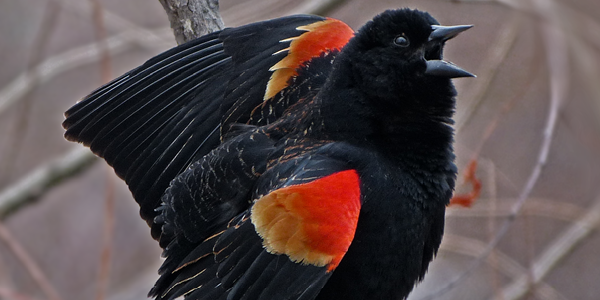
[0,0,60,184]
[440,235,567,300]
[158,0,224,44]
[493,193,600,300]
[0,147,97,219]
[454,11,521,132]
[447,198,587,223]
[53,0,173,45]
[0,0,177,117]
[0,28,172,118]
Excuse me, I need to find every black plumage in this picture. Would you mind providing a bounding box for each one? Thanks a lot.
[63,8,473,300]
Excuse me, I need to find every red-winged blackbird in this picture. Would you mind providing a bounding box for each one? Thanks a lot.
[63,8,473,300]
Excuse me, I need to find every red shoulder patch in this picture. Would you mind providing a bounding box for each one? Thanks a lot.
[251,170,361,272]
[264,18,354,100]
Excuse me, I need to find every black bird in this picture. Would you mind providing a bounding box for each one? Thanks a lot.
[63,8,473,300]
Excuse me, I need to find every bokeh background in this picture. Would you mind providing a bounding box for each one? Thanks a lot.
[0,0,599,299]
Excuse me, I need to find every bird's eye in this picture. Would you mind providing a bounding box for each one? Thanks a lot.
[394,35,410,47]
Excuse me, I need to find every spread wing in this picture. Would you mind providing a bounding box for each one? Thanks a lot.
[62,15,354,238]
[153,138,362,300]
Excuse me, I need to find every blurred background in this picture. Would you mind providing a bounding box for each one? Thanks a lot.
[0,0,599,299]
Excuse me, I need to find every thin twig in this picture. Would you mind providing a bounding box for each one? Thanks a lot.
[448,198,586,222]
[440,235,567,300]
[0,147,97,219]
[0,223,62,300]
[482,159,502,298]
[2,0,180,117]
[0,1,60,185]
[441,234,532,281]
[0,0,173,219]
[0,0,175,117]
[0,28,171,217]
[466,42,543,159]
[0,28,172,117]
[456,0,600,130]
[52,0,172,46]
[487,2,576,297]
[455,11,522,133]
[493,193,600,300]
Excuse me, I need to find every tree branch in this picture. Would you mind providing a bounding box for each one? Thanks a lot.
[0,147,97,219]
[493,193,600,300]
[158,0,224,44]
[440,234,567,300]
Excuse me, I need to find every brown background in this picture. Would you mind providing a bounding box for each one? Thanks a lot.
[0,0,599,299]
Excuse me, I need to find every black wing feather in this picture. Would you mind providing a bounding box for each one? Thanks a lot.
[219,15,327,129]
[156,213,331,300]
[152,140,356,299]
[63,15,330,238]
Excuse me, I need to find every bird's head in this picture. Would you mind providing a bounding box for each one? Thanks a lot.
[334,8,474,105]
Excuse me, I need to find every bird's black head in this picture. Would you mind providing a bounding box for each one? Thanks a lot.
[329,8,473,110]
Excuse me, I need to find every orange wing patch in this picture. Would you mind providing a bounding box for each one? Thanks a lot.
[251,170,361,272]
[263,18,354,100]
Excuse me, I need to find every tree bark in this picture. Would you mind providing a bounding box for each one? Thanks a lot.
[158,0,224,44]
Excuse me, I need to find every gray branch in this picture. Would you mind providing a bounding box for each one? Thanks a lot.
[158,0,224,44]
[0,147,97,219]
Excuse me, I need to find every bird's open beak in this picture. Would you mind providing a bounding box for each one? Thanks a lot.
[425,60,475,78]
[428,25,473,42]
[425,24,475,78]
